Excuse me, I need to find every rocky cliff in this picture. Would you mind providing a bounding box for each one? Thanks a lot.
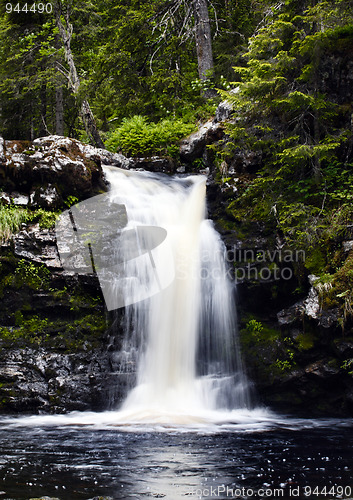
[0,130,352,417]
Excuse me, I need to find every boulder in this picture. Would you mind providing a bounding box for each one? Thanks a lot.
[0,135,111,208]
[0,347,132,413]
[214,87,239,123]
[215,99,234,123]
[179,120,224,162]
[343,240,353,252]
[13,223,61,269]
[131,156,176,174]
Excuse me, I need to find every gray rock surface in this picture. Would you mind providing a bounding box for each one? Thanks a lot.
[179,119,224,162]
[0,135,109,208]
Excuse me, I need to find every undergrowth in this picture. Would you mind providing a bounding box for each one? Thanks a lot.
[105,115,196,157]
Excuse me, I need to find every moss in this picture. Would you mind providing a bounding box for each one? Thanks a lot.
[314,251,353,326]
[0,316,49,346]
[295,331,315,351]
[28,209,59,229]
[0,312,108,351]
[305,247,327,275]
[14,259,51,290]
[240,317,280,345]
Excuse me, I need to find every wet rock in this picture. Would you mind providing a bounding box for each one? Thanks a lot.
[179,120,224,162]
[132,156,176,174]
[0,347,131,414]
[0,136,5,162]
[343,240,353,252]
[304,275,320,319]
[277,301,305,325]
[29,497,60,500]
[8,191,29,206]
[13,224,61,268]
[30,184,61,208]
[305,359,341,379]
[333,339,353,358]
[277,275,339,330]
[87,497,114,500]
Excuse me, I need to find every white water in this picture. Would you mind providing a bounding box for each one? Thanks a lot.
[3,168,353,432]
[101,167,252,425]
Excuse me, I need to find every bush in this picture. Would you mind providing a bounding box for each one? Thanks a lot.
[0,205,29,242]
[105,115,195,157]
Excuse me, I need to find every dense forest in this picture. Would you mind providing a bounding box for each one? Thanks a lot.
[1,0,353,415]
[3,0,351,322]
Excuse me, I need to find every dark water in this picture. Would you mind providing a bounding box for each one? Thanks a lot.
[0,418,352,500]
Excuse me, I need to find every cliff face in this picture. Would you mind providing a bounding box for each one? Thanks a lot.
[0,136,133,413]
[0,131,352,417]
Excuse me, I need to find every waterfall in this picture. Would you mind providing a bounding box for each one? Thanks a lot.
[102,167,252,422]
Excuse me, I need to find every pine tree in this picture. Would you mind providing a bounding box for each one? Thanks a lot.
[0,2,61,139]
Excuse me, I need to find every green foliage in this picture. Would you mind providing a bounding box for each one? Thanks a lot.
[14,259,50,289]
[64,195,79,208]
[106,115,195,157]
[0,5,68,139]
[245,319,264,338]
[0,205,59,243]
[341,358,353,376]
[219,0,353,188]
[0,0,258,140]
[0,205,29,242]
[28,208,59,229]
[273,359,293,372]
[0,312,107,350]
[241,317,279,344]
[0,315,49,346]
[218,2,353,332]
[50,313,107,351]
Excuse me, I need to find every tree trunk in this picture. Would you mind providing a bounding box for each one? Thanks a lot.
[193,0,214,97]
[54,2,105,149]
[55,83,65,136]
[39,82,48,136]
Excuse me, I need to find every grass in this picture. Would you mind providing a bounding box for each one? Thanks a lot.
[0,205,28,243]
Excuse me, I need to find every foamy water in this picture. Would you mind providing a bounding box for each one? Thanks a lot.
[100,167,251,421]
[2,408,351,435]
[5,169,350,435]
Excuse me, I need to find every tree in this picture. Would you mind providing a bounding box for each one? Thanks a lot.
[193,0,214,82]
[0,5,59,139]
[221,0,353,184]
[54,0,105,148]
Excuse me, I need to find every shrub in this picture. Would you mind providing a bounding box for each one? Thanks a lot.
[105,115,195,157]
[0,205,29,242]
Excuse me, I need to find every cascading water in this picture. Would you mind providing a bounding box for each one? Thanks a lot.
[4,165,350,434]
[103,166,252,423]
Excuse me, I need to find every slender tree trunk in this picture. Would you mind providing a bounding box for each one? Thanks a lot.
[55,33,65,136]
[54,2,105,149]
[39,82,48,136]
[55,83,65,136]
[193,0,214,97]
